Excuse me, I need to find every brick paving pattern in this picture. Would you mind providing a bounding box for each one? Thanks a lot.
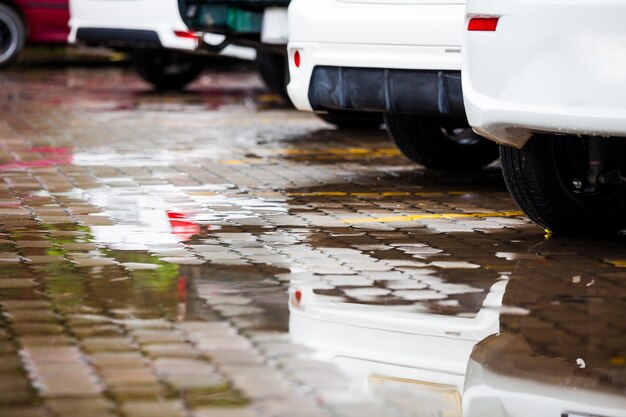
[0,65,624,417]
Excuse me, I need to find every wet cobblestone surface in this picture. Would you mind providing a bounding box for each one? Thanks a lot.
[0,65,625,417]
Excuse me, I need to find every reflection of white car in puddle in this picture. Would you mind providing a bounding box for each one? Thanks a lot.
[288,280,508,415]
[464,333,626,417]
[290,266,626,417]
[86,193,202,250]
[70,183,287,249]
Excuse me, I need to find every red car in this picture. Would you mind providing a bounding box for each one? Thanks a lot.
[0,0,69,68]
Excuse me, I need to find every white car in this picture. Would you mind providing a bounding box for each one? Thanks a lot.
[70,0,288,91]
[462,0,626,234]
[286,0,498,168]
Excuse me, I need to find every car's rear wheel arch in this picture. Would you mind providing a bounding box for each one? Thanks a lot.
[500,135,626,235]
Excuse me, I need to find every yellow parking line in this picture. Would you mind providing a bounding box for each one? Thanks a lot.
[343,211,524,224]
[288,192,349,197]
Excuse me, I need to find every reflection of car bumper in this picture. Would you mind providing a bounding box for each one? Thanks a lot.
[286,0,464,112]
[288,283,505,389]
[289,304,471,390]
[463,334,626,417]
[463,0,626,148]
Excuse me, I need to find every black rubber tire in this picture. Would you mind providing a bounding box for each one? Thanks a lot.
[256,51,288,98]
[500,135,626,235]
[0,4,26,69]
[317,111,383,130]
[384,113,498,170]
[131,49,203,90]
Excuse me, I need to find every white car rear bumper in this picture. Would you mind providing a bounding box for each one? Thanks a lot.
[69,0,194,50]
[287,0,465,111]
[463,0,626,148]
[69,0,256,60]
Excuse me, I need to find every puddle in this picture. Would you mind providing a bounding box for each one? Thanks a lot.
[0,66,624,417]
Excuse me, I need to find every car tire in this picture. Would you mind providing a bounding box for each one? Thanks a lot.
[256,51,288,98]
[317,111,383,130]
[0,5,26,69]
[384,113,498,170]
[131,49,204,90]
[500,135,626,235]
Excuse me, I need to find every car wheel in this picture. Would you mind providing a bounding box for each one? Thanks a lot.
[131,49,203,90]
[500,135,626,235]
[256,51,288,98]
[384,113,498,170]
[0,5,26,69]
[317,111,383,130]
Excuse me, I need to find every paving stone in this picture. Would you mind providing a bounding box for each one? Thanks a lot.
[90,352,147,369]
[132,330,187,345]
[100,367,160,386]
[81,337,136,352]
[47,398,116,417]
[4,309,58,322]
[0,406,47,417]
[121,400,187,417]
[192,407,258,417]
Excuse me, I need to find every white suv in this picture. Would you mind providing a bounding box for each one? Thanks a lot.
[286,0,498,169]
[70,0,288,91]
[462,0,626,235]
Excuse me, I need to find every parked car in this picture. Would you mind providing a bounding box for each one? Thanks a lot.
[462,0,626,234]
[286,0,497,165]
[0,0,69,68]
[69,0,289,91]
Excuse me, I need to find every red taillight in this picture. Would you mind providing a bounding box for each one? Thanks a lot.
[467,17,499,32]
[295,290,302,303]
[294,50,301,68]
[174,30,197,39]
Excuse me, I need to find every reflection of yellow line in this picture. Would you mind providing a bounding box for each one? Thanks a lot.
[278,147,399,156]
[287,191,470,198]
[608,260,626,268]
[289,192,348,197]
[344,211,524,224]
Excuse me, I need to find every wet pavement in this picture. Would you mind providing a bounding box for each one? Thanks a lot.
[0,64,625,417]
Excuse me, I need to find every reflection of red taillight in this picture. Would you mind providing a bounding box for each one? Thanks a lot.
[294,50,301,68]
[174,30,196,39]
[167,211,186,219]
[178,276,187,302]
[166,211,200,240]
[467,17,499,32]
